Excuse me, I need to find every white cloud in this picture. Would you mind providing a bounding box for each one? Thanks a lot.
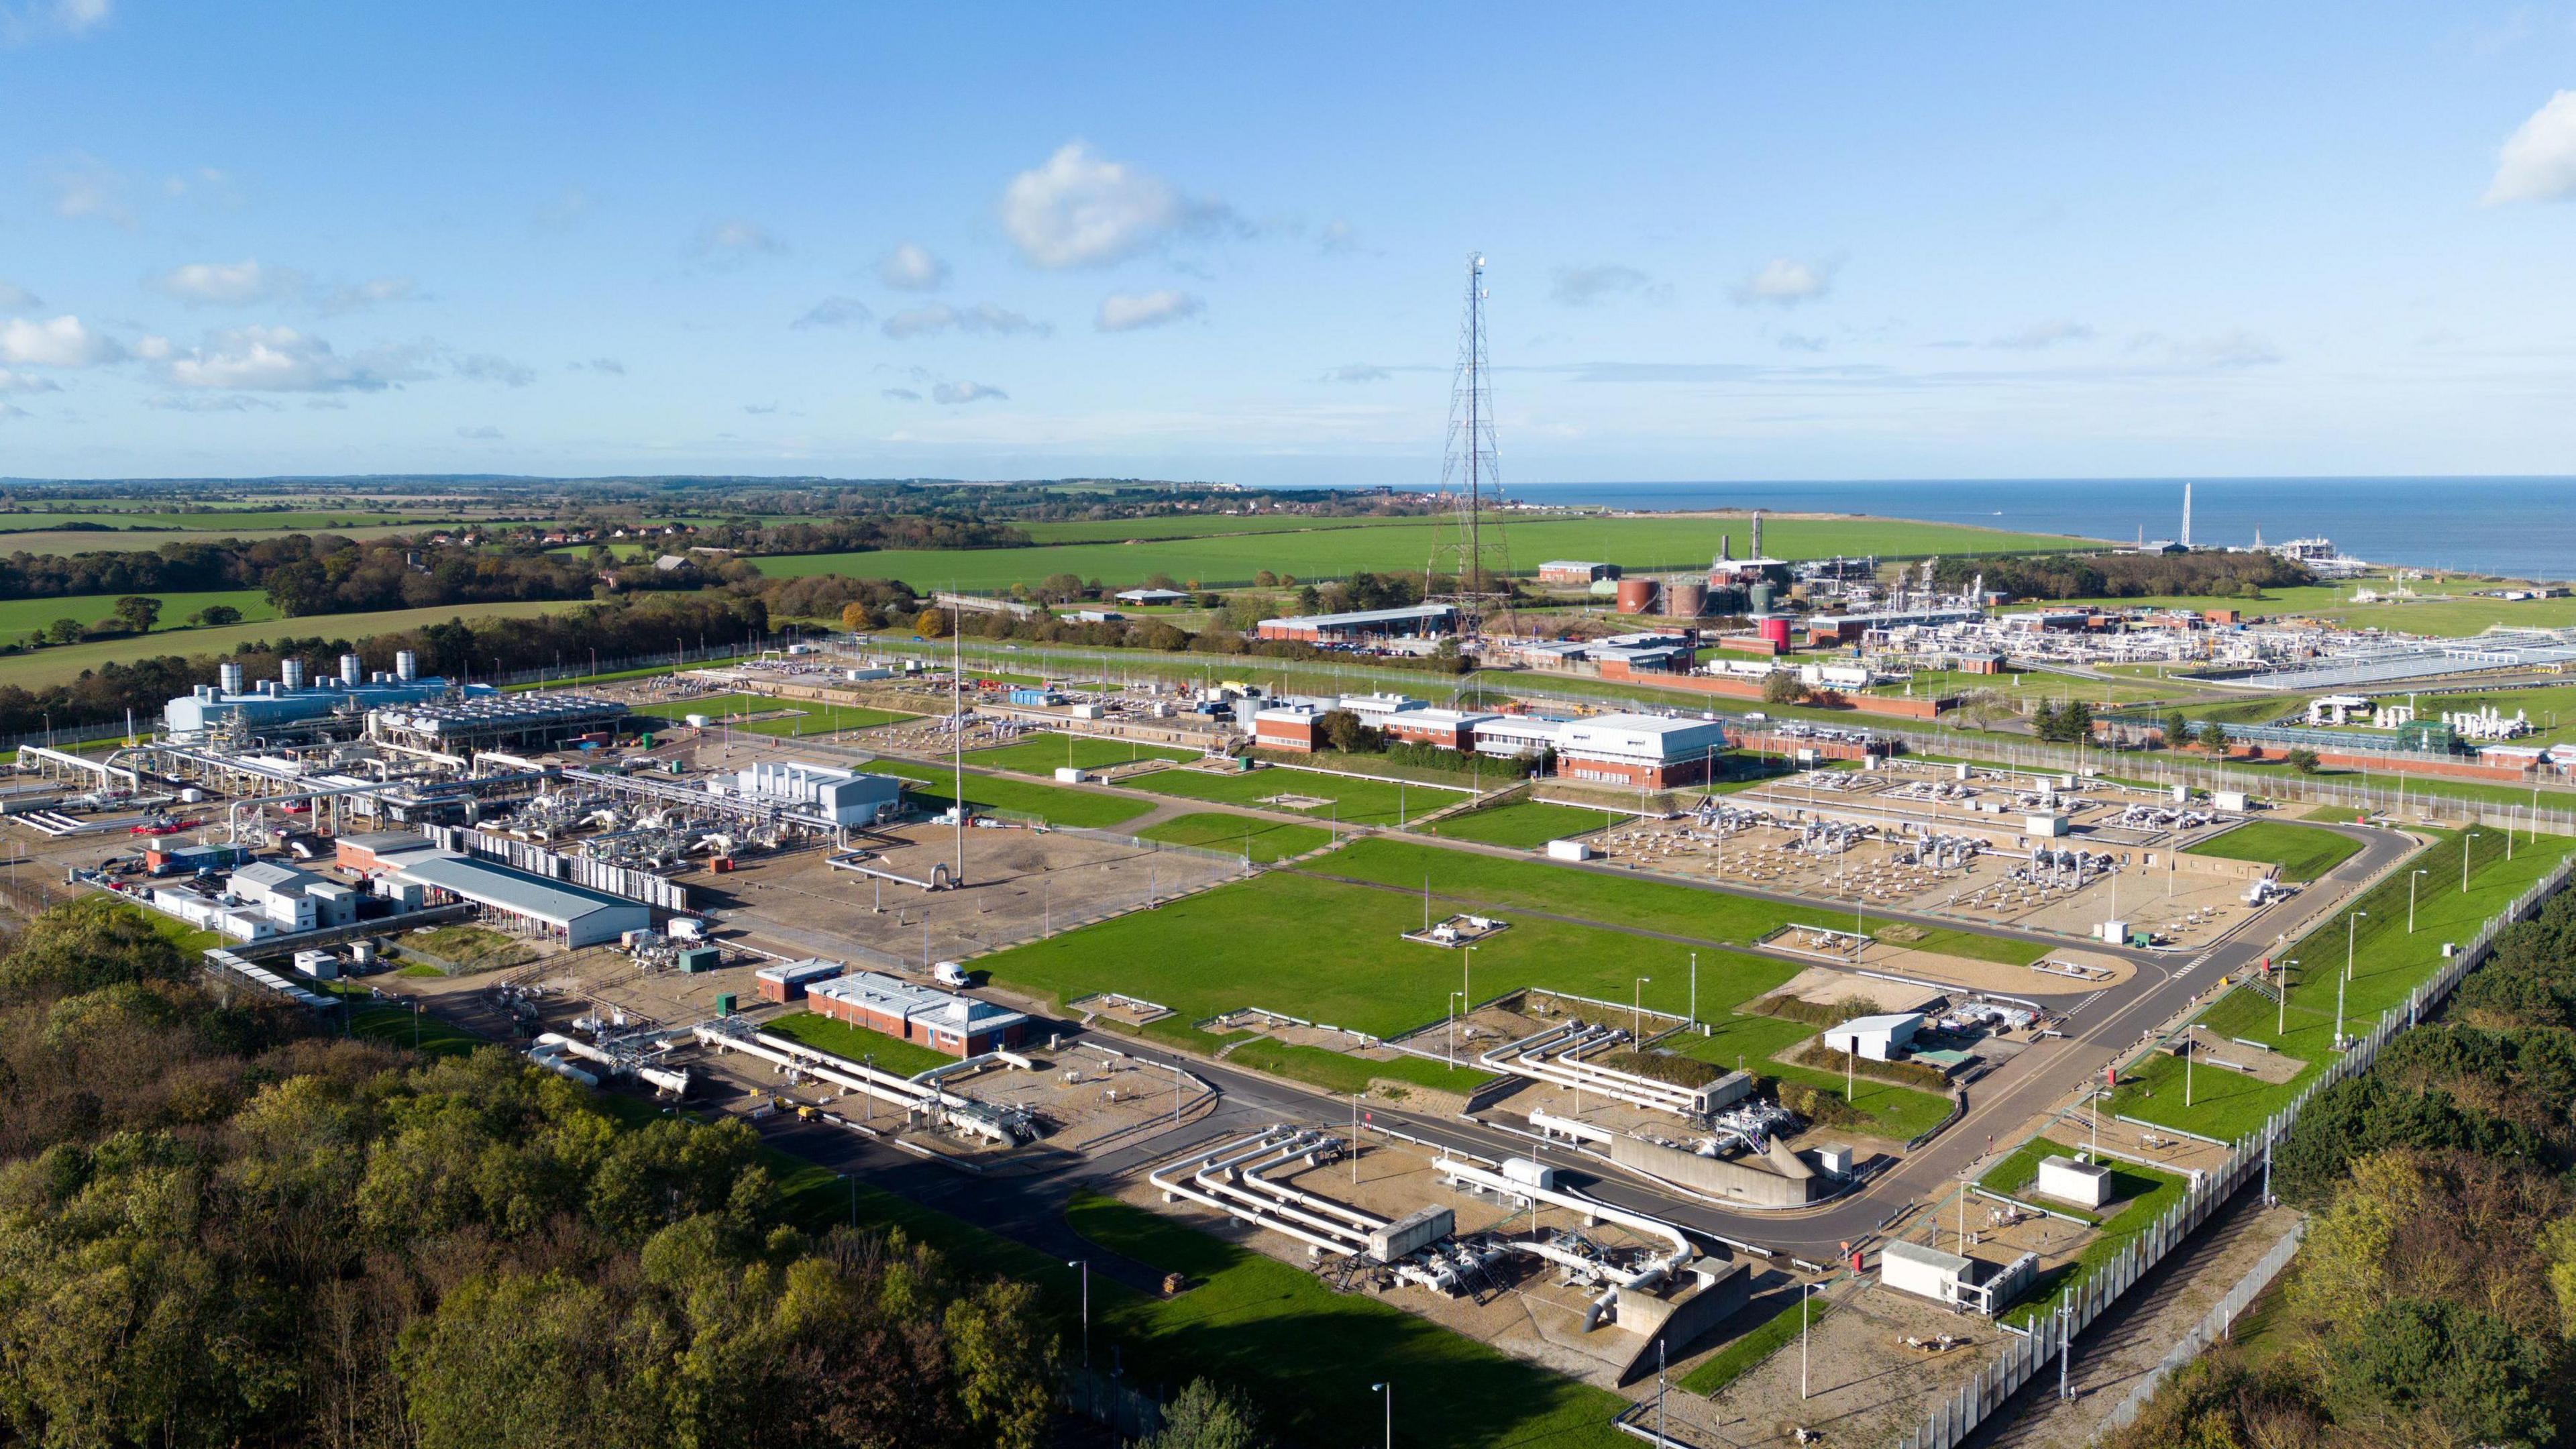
[1095,289,1203,332]
[1550,264,1662,307]
[881,387,922,402]
[160,166,244,209]
[2166,330,2281,369]
[570,356,625,374]
[0,368,62,393]
[143,392,278,413]
[455,425,504,440]
[2485,91,2576,204]
[932,380,1006,405]
[3,0,110,46]
[146,259,305,306]
[881,303,1048,339]
[794,295,874,329]
[0,281,39,311]
[1776,332,1828,352]
[1987,319,2094,350]
[1322,364,1389,384]
[1000,141,1232,268]
[318,276,417,314]
[453,353,535,387]
[156,325,414,392]
[1731,257,1835,307]
[42,152,131,227]
[690,219,784,262]
[0,314,122,367]
[878,242,949,292]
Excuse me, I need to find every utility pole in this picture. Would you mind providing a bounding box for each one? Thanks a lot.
[951,608,967,886]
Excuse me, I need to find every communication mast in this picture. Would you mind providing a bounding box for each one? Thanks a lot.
[1427,252,1513,635]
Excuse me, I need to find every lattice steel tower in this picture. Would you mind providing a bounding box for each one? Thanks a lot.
[1427,252,1513,632]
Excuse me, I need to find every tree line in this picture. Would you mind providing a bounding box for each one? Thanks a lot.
[2107,883,2576,1448]
[1935,551,2315,601]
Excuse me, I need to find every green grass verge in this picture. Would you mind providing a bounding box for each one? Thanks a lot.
[860,758,1153,828]
[1125,763,1468,829]
[963,731,1201,775]
[1678,1292,1833,1396]
[2109,829,2574,1140]
[1068,1191,1631,1448]
[627,690,911,737]
[761,1010,957,1079]
[1136,812,1331,863]
[1672,1012,1958,1141]
[2184,820,2362,882]
[2000,1161,2192,1327]
[1424,800,1611,849]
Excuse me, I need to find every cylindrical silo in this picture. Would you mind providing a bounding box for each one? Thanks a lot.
[1665,581,1708,618]
[395,649,419,682]
[1757,615,1793,649]
[1748,581,1777,614]
[279,657,307,692]
[218,661,246,696]
[340,653,364,687]
[1615,578,1658,614]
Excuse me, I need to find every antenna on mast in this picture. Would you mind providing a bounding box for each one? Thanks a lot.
[1427,252,1513,637]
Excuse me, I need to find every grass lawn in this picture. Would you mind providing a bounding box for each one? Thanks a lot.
[405,924,533,971]
[1999,1159,2192,1326]
[1136,812,1332,863]
[1126,763,1468,830]
[1317,837,2039,967]
[1671,1015,1956,1141]
[761,1010,957,1079]
[1424,799,1611,849]
[2110,828,2574,1142]
[963,731,1201,775]
[627,690,912,737]
[1678,1292,1833,1396]
[2185,820,2363,882]
[1069,1192,1631,1448]
[973,852,1810,1097]
[322,981,486,1059]
[861,757,1152,828]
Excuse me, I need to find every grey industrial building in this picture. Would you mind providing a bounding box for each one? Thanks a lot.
[388,851,651,947]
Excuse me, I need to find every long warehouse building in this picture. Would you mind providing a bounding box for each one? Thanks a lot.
[388,851,650,947]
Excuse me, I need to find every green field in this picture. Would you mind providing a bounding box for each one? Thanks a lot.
[2184,820,2362,882]
[627,691,910,737]
[0,587,278,643]
[1997,1157,2192,1326]
[0,523,435,555]
[1070,1193,1630,1448]
[1136,812,1332,863]
[1126,763,1469,829]
[0,598,583,688]
[1997,582,2576,639]
[761,1009,957,1079]
[1016,514,1405,544]
[963,730,1201,775]
[861,757,1152,828]
[1424,799,1612,849]
[753,515,2096,592]
[2111,829,2575,1141]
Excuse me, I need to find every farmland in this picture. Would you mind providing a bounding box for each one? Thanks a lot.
[0,598,586,688]
[751,514,2097,593]
[0,587,277,641]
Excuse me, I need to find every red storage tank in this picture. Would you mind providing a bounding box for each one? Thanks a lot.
[1664,582,1709,618]
[1614,578,1658,614]
[1756,615,1792,648]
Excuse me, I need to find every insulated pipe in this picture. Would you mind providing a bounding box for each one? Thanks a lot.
[1151,1130,1367,1258]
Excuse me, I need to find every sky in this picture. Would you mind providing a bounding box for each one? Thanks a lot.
[5,1,2576,486]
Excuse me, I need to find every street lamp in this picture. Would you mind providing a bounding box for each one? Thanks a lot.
[1800,1279,1817,1399]
[1065,1259,1089,1371]
[1370,1383,1391,1449]
[2346,910,2366,983]
[2278,959,2298,1036]
[1633,976,1652,1040]
[2464,830,2479,893]
[2408,869,2427,932]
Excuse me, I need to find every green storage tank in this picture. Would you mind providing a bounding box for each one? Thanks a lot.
[677,946,722,974]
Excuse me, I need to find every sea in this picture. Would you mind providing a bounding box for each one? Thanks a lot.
[1392,478,2570,582]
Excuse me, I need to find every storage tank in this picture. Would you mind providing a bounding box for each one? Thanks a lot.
[1664,581,1708,618]
[339,653,364,686]
[1614,578,1658,614]
[394,649,419,682]
[1757,615,1793,649]
[1748,581,1778,614]
[218,661,246,696]
[279,657,306,692]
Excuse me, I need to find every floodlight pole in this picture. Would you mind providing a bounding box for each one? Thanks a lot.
[1633,975,1652,1040]
[2464,831,2477,893]
[2410,870,2426,932]
[1801,1279,1814,1399]
[2346,910,2365,983]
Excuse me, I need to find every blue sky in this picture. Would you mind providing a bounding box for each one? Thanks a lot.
[5,1,2576,486]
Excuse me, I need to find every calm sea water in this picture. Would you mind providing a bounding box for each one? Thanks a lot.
[1410,478,2570,580]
